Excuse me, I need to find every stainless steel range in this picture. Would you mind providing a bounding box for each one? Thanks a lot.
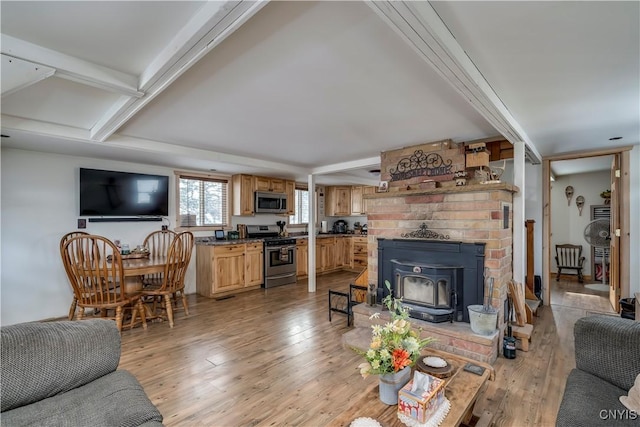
[246,225,297,288]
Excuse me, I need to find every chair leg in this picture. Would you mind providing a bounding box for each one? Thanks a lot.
[137,300,148,329]
[77,307,85,321]
[578,269,584,283]
[164,294,174,328]
[181,291,189,316]
[556,268,562,281]
[115,306,123,332]
[68,297,77,320]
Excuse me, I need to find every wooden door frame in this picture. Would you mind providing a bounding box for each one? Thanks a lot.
[542,146,632,308]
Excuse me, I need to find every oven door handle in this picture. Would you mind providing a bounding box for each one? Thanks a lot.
[266,246,296,251]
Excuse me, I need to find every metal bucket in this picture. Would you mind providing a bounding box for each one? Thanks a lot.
[467,304,498,335]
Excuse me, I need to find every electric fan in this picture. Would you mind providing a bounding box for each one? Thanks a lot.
[584,219,611,284]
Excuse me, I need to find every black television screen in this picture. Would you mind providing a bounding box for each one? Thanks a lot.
[79,168,169,216]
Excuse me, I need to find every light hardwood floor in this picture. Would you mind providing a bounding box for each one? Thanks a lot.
[118,272,615,426]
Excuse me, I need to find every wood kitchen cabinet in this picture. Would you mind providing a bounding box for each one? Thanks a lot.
[325,186,352,216]
[351,186,364,215]
[285,180,295,215]
[352,237,368,270]
[212,245,245,293]
[245,242,264,287]
[335,236,353,268]
[296,238,308,277]
[255,176,286,193]
[196,243,263,297]
[316,236,337,272]
[232,174,255,216]
[351,185,376,215]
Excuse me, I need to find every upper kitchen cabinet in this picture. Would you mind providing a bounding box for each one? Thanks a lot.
[232,174,255,216]
[351,185,376,215]
[285,180,295,215]
[325,186,351,217]
[255,176,285,193]
[232,174,295,216]
[326,185,376,216]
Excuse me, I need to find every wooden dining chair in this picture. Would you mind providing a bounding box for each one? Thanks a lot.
[142,232,193,327]
[142,230,177,285]
[61,235,147,332]
[172,231,194,313]
[60,231,90,320]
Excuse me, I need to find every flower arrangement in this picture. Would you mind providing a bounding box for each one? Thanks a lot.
[357,281,435,378]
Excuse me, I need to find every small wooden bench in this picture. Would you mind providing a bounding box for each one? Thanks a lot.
[511,323,534,351]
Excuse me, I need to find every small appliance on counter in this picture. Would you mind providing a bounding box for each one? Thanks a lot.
[333,220,348,234]
[320,220,329,234]
[361,224,368,235]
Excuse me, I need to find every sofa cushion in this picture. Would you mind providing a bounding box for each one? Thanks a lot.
[556,369,639,427]
[1,319,121,412]
[1,370,163,427]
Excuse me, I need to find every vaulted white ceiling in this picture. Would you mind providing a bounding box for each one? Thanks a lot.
[1,1,638,183]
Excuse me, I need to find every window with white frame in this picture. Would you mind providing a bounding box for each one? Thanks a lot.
[176,172,229,228]
[290,186,311,225]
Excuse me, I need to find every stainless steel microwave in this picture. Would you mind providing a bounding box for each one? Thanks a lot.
[255,191,288,214]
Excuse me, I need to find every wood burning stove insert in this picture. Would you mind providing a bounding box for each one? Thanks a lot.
[378,239,485,323]
[391,260,463,323]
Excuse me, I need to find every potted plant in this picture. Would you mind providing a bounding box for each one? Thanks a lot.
[356,281,435,405]
[600,189,611,204]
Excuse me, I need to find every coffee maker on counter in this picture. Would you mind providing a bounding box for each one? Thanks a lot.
[332,220,348,234]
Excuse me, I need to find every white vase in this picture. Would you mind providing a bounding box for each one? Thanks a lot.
[378,366,411,405]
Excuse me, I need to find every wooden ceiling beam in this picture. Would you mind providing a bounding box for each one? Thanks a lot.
[365,1,542,164]
[0,35,143,98]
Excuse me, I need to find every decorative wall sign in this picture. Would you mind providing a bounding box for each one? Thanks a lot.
[576,195,585,216]
[389,150,453,182]
[565,186,574,206]
[400,223,450,240]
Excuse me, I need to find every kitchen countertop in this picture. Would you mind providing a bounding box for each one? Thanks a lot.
[195,233,367,246]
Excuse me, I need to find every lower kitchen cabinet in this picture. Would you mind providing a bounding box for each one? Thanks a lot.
[196,243,263,297]
[245,242,264,287]
[352,237,368,270]
[296,238,308,277]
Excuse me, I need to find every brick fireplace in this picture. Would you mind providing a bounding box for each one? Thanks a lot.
[353,140,518,363]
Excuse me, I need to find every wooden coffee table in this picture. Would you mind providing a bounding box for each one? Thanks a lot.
[329,349,494,427]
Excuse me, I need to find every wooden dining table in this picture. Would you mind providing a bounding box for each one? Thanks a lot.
[121,255,167,294]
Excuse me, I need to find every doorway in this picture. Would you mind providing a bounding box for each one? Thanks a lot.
[542,148,632,312]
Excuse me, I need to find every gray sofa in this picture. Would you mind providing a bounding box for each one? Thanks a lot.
[1,319,163,426]
[556,315,640,426]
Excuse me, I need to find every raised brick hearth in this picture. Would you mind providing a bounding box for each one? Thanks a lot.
[345,304,499,364]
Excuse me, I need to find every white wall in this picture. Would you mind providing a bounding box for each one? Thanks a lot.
[1,148,200,325]
[551,170,611,276]
[524,163,543,277]
[629,146,639,295]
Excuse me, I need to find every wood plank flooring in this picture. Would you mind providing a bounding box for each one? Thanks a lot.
[118,273,615,426]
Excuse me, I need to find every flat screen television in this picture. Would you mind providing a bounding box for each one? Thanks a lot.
[79,168,169,217]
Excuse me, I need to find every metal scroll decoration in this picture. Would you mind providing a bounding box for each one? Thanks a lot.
[575,195,585,216]
[401,223,450,240]
[565,186,574,206]
[389,150,453,182]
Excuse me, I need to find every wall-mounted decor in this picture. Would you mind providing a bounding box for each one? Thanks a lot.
[400,223,450,240]
[378,181,389,192]
[576,195,585,216]
[388,150,453,182]
[565,186,574,206]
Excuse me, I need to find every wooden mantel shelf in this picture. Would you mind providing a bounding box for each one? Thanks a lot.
[364,182,519,199]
